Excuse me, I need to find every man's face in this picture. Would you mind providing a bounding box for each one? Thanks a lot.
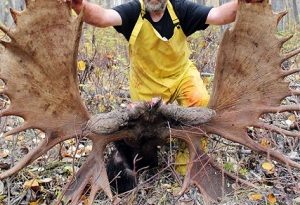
[144,0,167,13]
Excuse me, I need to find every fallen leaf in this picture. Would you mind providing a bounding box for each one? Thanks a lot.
[249,193,263,201]
[77,60,86,71]
[259,138,271,148]
[0,149,9,158]
[175,149,189,175]
[267,193,276,205]
[262,161,275,174]
[23,179,39,189]
[288,114,296,122]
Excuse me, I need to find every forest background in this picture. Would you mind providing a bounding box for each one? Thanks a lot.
[0,0,300,205]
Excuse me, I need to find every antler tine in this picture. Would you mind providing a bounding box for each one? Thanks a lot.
[210,127,300,169]
[169,128,234,201]
[291,89,300,96]
[0,23,8,34]
[0,107,15,118]
[0,85,7,95]
[63,134,119,205]
[1,122,31,138]
[282,48,300,62]
[0,23,13,39]
[88,154,114,204]
[10,8,21,25]
[243,136,300,169]
[275,10,288,25]
[282,68,300,77]
[255,122,300,138]
[24,0,30,7]
[0,41,9,48]
[266,104,300,113]
[278,34,293,47]
[0,132,71,179]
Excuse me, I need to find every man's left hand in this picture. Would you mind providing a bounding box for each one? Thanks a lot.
[245,0,264,3]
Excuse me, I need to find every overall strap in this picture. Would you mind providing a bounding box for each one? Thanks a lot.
[166,0,180,28]
[129,0,146,46]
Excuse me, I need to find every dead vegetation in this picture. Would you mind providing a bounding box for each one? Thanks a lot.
[0,1,300,205]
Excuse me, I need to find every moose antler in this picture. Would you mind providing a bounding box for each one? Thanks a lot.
[0,0,300,204]
[171,0,300,201]
[0,0,90,176]
[0,1,213,204]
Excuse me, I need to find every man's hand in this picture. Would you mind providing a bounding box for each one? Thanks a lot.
[245,0,264,3]
[61,0,84,12]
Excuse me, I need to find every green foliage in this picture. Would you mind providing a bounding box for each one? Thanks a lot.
[224,162,235,172]
[239,167,249,176]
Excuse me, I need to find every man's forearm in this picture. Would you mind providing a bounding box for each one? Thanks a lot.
[217,0,238,24]
[73,0,106,26]
[206,0,238,25]
[72,0,122,28]
[206,0,264,25]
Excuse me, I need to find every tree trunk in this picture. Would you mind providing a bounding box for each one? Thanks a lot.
[292,0,300,25]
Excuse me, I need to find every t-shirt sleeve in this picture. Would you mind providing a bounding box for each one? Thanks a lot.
[112,0,140,40]
[175,0,213,36]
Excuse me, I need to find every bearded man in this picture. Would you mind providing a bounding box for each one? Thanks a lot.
[68,0,262,193]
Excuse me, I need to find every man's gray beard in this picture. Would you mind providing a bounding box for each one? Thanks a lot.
[144,0,167,12]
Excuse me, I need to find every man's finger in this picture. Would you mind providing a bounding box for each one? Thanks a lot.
[245,0,264,3]
[73,0,83,4]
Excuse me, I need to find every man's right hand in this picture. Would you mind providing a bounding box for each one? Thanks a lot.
[62,0,84,12]
[60,0,122,27]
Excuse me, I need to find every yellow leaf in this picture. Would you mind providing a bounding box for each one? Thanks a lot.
[98,104,106,112]
[0,149,9,158]
[267,193,277,205]
[29,201,38,205]
[288,114,296,122]
[200,137,208,152]
[23,179,39,189]
[249,193,263,201]
[259,138,271,148]
[199,40,208,48]
[175,149,189,175]
[77,60,86,71]
[262,161,275,174]
[202,76,212,88]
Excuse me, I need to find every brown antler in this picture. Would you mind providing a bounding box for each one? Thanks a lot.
[1,0,300,204]
[0,1,214,204]
[206,0,300,167]
[171,0,300,202]
[0,0,91,177]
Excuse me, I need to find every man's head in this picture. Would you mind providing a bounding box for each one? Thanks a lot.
[144,0,167,13]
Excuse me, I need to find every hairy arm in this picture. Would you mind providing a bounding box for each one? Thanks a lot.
[206,0,263,25]
[71,0,122,27]
[206,0,238,25]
